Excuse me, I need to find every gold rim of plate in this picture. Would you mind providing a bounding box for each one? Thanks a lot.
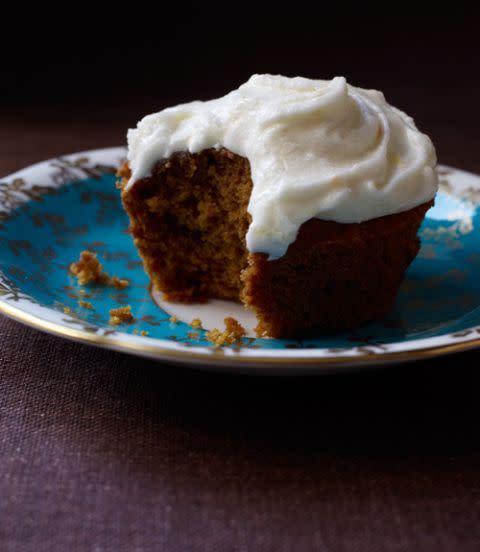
[1,299,479,366]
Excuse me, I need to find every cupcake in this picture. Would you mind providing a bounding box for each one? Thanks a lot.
[119,74,437,338]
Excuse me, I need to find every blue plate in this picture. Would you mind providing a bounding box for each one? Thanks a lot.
[0,147,479,372]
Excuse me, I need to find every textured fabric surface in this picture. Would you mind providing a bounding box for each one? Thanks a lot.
[1,314,480,551]
[1,103,480,551]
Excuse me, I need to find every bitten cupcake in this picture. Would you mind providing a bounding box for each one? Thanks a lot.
[119,74,437,337]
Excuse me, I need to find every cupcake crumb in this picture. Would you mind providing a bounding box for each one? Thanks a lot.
[70,251,109,286]
[169,315,178,324]
[78,300,93,310]
[70,250,129,289]
[206,317,246,347]
[111,276,129,290]
[254,322,268,338]
[109,305,134,326]
[190,318,203,329]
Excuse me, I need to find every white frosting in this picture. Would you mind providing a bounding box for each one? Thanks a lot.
[127,74,437,259]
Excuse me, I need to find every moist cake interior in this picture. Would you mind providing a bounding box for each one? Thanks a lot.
[121,148,253,303]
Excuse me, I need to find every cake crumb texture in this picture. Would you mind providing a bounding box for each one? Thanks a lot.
[206,317,246,347]
[254,322,269,339]
[111,276,130,290]
[190,318,203,329]
[109,305,134,326]
[70,251,129,289]
[70,251,110,286]
[121,149,252,303]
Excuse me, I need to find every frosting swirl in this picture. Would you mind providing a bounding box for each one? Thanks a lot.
[127,74,437,259]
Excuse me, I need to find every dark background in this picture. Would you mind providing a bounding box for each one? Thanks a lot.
[1,10,480,551]
[2,9,479,172]
[4,10,479,101]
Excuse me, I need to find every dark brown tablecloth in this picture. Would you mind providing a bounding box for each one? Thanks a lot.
[1,101,480,551]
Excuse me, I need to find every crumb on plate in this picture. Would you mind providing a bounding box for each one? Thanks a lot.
[109,305,134,326]
[254,321,269,339]
[70,250,129,289]
[78,300,93,310]
[169,315,178,324]
[111,276,129,290]
[190,318,203,329]
[69,251,110,286]
[206,317,246,347]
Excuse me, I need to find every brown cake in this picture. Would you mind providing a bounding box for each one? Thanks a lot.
[119,149,433,338]
[121,75,438,338]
